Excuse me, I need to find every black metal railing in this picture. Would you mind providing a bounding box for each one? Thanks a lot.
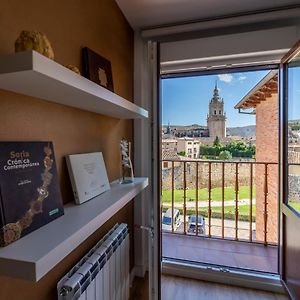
[161,159,278,245]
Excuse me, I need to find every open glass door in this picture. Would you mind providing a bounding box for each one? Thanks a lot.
[148,40,161,300]
[280,40,300,299]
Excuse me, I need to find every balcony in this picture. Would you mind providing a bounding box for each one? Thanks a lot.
[161,159,279,274]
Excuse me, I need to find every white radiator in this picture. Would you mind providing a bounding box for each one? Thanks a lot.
[57,223,130,300]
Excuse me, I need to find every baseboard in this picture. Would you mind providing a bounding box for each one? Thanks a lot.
[162,258,285,294]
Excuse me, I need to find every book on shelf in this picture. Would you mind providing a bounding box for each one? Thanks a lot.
[66,152,110,205]
[0,142,64,247]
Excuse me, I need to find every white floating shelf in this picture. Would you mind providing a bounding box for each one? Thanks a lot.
[0,51,148,119]
[0,177,148,282]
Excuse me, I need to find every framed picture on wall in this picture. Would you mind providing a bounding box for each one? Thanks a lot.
[82,47,114,92]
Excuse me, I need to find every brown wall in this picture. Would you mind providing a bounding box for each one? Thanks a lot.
[0,0,134,299]
[255,93,279,243]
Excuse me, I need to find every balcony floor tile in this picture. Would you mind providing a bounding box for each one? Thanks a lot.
[162,232,278,273]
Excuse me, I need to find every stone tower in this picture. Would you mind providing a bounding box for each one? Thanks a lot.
[207,82,226,138]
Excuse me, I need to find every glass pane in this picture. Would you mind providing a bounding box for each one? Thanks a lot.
[288,51,300,214]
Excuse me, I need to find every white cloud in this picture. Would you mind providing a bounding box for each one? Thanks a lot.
[238,75,247,81]
[218,74,233,83]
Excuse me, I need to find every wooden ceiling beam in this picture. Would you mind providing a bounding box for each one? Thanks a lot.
[265,81,278,89]
[259,86,277,95]
[241,103,257,108]
[253,91,266,101]
[237,74,278,109]
[249,96,263,102]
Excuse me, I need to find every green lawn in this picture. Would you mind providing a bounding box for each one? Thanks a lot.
[211,204,256,216]
[162,186,256,203]
[289,201,300,213]
[162,204,256,222]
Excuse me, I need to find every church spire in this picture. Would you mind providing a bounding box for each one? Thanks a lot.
[166,121,171,134]
[211,80,221,102]
[207,80,226,139]
[213,80,219,97]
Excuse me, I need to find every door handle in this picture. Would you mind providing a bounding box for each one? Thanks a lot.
[134,224,154,238]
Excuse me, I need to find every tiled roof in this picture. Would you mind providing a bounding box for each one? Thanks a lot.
[235,70,278,110]
[162,149,179,160]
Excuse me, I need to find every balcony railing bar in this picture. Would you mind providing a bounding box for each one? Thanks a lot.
[195,162,199,236]
[208,162,212,238]
[183,161,187,235]
[161,159,278,246]
[222,162,225,239]
[235,162,239,240]
[250,163,253,242]
[264,163,269,245]
[161,159,277,165]
[171,161,175,233]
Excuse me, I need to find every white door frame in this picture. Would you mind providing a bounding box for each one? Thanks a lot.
[134,36,161,300]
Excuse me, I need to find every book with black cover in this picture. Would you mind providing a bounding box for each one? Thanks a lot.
[0,142,64,247]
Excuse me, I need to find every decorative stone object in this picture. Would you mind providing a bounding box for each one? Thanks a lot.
[15,30,54,60]
[65,64,80,75]
[119,139,134,184]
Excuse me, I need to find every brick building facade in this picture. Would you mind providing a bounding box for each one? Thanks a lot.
[255,93,278,243]
[235,70,278,243]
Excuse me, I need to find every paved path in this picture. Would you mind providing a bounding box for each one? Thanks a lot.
[163,198,256,208]
[175,217,256,240]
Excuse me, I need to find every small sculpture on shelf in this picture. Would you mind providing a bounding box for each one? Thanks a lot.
[15,30,54,59]
[119,139,134,184]
[64,64,81,75]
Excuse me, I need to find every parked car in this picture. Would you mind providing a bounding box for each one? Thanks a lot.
[188,215,205,234]
[162,208,181,231]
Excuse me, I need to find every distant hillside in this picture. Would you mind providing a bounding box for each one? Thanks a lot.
[289,120,300,131]
[227,125,256,137]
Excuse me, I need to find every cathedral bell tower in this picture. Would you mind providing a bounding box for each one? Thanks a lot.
[207,82,226,139]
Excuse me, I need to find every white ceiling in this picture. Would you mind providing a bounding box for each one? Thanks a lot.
[116,0,300,29]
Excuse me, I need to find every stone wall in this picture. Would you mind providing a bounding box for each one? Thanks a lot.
[289,174,300,202]
[162,161,255,190]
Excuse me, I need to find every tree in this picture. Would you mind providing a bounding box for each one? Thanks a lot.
[213,136,221,147]
[200,145,208,156]
[219,150,232,160]
[200,139,255,159]
[178,151,186,157]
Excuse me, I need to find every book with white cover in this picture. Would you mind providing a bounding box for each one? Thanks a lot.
[66,152,110,204]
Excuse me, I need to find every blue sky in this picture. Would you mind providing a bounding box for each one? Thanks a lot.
[288,66,300,121]
[162,70,270,127]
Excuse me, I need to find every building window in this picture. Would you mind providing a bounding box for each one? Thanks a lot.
[194,148,197,152]
[163,162,168,168]
[214,110,217,115]
[188,142,192,145]
[219,110,221,114]
[188,148,192,154]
